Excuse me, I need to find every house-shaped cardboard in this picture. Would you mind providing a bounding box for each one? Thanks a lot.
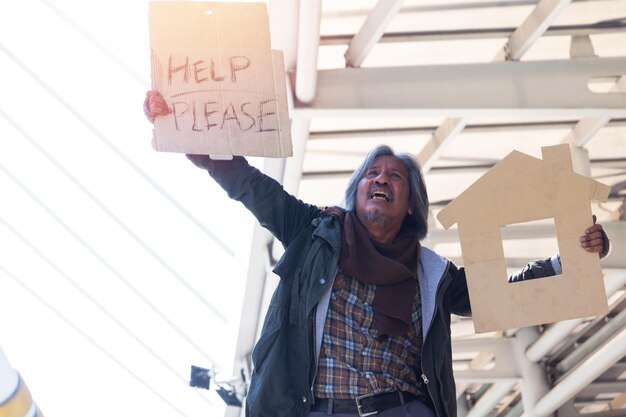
[437,144,610,333]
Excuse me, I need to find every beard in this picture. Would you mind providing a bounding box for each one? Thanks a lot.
[359,209,391,225]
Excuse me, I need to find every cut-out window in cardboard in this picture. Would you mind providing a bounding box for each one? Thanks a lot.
[501,219,562,280]
[437,144,610,333]
[148,2,292,159]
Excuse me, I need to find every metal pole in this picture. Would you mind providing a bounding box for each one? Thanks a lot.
[294,0,321,103]
[466,382,517,417]
[556,308,626,374]
[513,327,550,417]
[533,327,626,417]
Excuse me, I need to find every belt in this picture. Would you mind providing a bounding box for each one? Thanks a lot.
[310,391,418,416]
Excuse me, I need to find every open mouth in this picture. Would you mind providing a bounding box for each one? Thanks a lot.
[370,190,391,202]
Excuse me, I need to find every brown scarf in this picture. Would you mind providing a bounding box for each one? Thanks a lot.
[324,208,420,336]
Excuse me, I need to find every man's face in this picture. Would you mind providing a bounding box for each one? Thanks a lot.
[356,155,413,229]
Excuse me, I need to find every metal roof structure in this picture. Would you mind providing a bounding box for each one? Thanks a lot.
[0,1,625,417]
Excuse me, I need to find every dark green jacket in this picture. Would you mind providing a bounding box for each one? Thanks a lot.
[205,157,556,417]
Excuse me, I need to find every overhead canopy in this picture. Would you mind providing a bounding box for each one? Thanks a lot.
[0,1,625,417]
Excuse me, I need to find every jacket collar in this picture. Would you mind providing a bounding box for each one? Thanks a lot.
[311,214,343,251]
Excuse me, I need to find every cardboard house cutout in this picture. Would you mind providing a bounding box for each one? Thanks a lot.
[437,144,610,333]
[149,2,292,159]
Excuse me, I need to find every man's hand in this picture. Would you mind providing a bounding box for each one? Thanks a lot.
[186,154,214,170]
[580,215,610,258]
[143,90,171,123]
[143,91,219,170]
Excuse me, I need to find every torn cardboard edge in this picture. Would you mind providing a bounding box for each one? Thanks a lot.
[437,144,610,333]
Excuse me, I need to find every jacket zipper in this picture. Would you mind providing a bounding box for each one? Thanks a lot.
[309,305,317,404]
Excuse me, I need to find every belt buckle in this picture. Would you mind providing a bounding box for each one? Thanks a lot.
[355,393,378,417]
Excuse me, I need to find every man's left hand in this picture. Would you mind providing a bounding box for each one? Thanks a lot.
[580,215,610,258]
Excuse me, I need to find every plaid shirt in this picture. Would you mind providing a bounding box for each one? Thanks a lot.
[313,270,425,400]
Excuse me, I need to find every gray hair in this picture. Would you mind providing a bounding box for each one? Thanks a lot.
[343,145,429,240]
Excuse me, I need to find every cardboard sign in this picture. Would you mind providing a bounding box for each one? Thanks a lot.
[149,2,292,159]
[437,144,610,333]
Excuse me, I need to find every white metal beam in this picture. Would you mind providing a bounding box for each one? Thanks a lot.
[466,382,518,417]
[344,0,404,68]
[570,143,591,176]
[533,327,626,417]
[556,307,626,373]
[602,223,626,270]
[526,319,584,363]
[294,58,626,117]
[282,116,311,195]
[570,35,597,59]
[494,0,571,61]
[421,0,569,173]
[457,394,470,417]
[453,338,521,383]
[563,116,611,147]
[557,392,626,417]
[580,381,626,397]
[294,0,321,104]
[512,328,550,417]
[418,117,467,174]
[562,76,626,147]
[267,0,300,70]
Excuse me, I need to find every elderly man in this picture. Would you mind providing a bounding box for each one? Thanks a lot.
[145,92,609,417]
